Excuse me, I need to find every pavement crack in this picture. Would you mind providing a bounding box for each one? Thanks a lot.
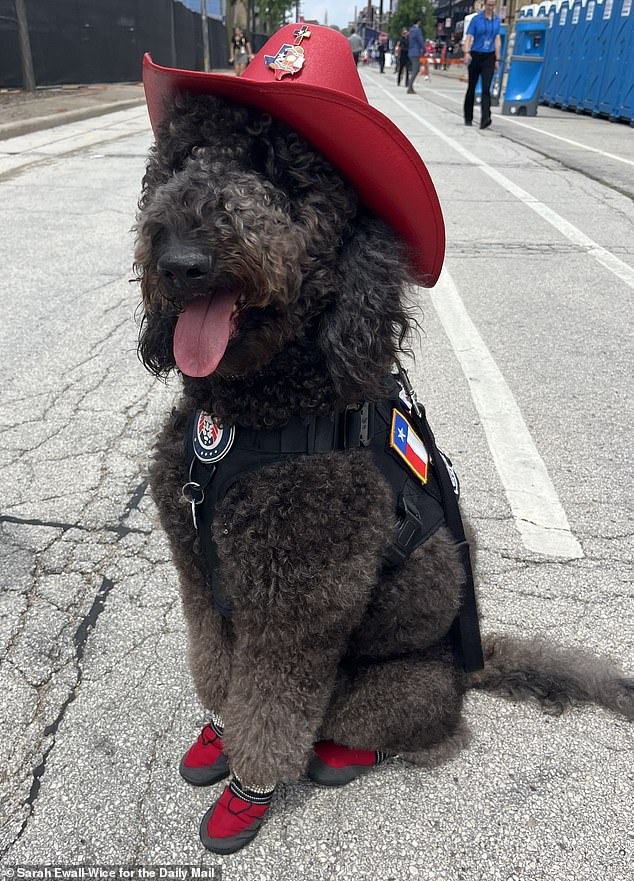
[0,513,149,537]
[3,575,116,858]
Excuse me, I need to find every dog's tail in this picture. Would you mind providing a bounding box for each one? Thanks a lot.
[468,633,634,720]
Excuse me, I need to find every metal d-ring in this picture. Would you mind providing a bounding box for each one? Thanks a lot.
[181,480,204,530]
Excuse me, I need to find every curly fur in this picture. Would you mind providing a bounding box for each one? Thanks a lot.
[136,94,633,789]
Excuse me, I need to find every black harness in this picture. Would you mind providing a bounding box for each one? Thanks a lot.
[182,371,483,672]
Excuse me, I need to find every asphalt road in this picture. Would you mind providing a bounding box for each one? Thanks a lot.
[0,74,632,880]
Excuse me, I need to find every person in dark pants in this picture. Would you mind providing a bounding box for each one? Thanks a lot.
[378,39,386,73]
[347,27,363,66]
[463,0,502,129]
[406,19,424,94]
[396,29,410,87]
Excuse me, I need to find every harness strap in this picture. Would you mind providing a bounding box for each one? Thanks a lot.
[396,364,484,672]
[183,375,484,673]
[185,410,364,619]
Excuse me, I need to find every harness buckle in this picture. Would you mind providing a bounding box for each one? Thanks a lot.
[359,402,373,446]
[382,495,425,568]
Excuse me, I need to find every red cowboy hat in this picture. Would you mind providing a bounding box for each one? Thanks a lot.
[143,23,445,286]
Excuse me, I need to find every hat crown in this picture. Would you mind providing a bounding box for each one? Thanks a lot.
[242,23,367,103]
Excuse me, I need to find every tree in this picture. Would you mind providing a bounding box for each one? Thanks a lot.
[242,0,296,34]
[388,0,435,43]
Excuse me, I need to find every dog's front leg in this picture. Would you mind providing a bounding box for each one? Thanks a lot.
[214,452,394,786]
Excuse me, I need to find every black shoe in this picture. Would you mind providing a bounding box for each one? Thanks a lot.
[480,118,492,130]
[407,87,415,94]
[464,120,473,126]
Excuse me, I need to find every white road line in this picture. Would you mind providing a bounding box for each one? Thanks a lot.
[366,75,634,290]
[424,84,634,168]
[430,269,584,559]
[364,73,585,558]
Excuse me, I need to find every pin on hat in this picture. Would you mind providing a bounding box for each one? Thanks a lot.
[143,23,445,287]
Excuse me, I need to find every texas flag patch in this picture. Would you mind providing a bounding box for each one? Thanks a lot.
[389,409,429,484]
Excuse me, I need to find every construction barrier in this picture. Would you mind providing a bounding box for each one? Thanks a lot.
[524,0,634,122]
[0,0,233,88]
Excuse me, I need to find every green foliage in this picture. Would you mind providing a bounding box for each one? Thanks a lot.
[241,0,296,34]
[388,0,435,43]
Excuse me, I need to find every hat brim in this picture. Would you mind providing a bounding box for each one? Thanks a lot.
[143,54,444,287]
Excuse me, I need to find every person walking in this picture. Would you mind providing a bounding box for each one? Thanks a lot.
[347,28,363,66]
[378,38,386,73]
[396,28,410,87]
[406,19,424,94]
[229,26,254,77]
[463,0,502,129]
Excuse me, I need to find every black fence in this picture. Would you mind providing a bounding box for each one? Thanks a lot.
[0,0,236,88]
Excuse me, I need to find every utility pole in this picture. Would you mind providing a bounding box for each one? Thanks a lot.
[201,0,210,72]
[15,0,35,91]
[169,0,177,66]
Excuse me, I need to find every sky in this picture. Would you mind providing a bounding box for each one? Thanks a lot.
[298,2,356,29]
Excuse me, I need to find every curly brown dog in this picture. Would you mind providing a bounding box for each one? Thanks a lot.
[134,29,633,855]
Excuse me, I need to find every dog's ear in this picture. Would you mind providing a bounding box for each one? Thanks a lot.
[137,308,178,377]
[317,218,413,401]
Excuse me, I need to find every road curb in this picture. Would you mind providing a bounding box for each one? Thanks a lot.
[0,97,147,141]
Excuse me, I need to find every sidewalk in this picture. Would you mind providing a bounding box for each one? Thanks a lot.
[0,82,145,140]
[0,66,467,142]
[380,62,467,83]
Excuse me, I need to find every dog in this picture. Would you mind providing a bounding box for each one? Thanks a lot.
[134,26,633,855]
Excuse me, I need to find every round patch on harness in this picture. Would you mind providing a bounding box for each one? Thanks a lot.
[193,410,235,463]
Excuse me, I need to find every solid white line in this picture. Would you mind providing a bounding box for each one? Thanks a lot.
[491,115,634,167]
[366,75,634,290]
[424,84,634,168]
[430,269,584,559]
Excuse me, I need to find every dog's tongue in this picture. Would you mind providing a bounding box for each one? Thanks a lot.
[174,293,238,377]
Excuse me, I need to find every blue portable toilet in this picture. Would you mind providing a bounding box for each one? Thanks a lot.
[540,3,567,103]
[581,0,615,113]
[502,16,550,114]
[557,0,588,106]
[614,0,634,122]
[568,0,597,109]
[553,2,577,105]
[597,0,634,119]
[475,25,508,106]
[545,2,570,104]
[616,65,634,124]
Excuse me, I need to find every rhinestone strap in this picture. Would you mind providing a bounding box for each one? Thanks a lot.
[230,776,275,804]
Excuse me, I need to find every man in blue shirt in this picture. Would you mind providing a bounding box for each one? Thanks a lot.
[406,19,424,94]
[463,0,502,128]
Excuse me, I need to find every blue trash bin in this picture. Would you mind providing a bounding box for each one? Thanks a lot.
[502,17,550,115]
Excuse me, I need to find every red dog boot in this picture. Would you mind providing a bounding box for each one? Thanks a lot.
[307,740,391,786]
[179,716,230,786]
[199,777,274,854]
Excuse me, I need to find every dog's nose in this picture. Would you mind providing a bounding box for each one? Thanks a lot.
[157,249,213,290]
